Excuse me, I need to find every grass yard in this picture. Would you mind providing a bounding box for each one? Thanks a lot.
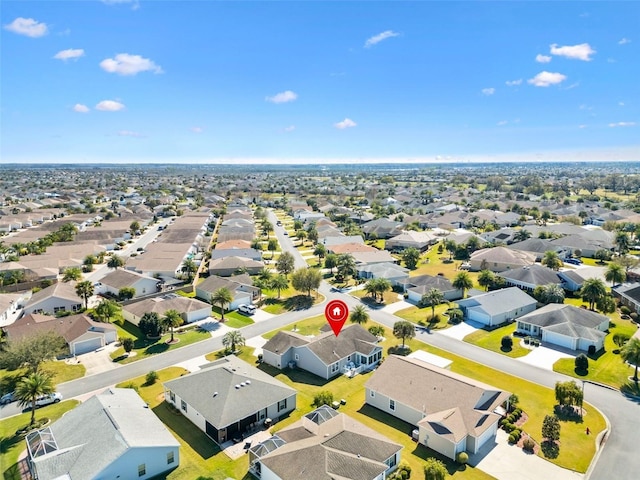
[223,314,255,329]
[257,316,604,473]
[350,287,403,306]
[408,245,481,286]
[0,400,79,479]
[110,326,211,365]
[394,303,453,330]
[463,323,531,358]
[261,289,324,315]
[0,360,86,394]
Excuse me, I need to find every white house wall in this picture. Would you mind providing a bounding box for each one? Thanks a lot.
[418,428,460,460]
[24,297,82,315]
[94,446,179,480]
[365,388,425,426]
[292,345,332,379]
[183,306,211,323]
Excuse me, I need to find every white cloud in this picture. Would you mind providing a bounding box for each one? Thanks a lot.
[619,102,625,107]
[102,0,140,9]
[618,38,631,45]
[265,90,298,104]
[95,100,125,111]
[100,53,163,75]
[334,118,357,129]
[550,43,596,61]
[481,88,495,96]
[579,125,587,129]
[364,30,399,48]
[497,120,508,126]
[73,104,90,113]
[505,79,522,86]
[527,71,567,87]
[536,54,552,63]
[191,127,203,133]
[3,17,48,37]
[53,48,85,61]
[117,130,144,137]
[608,122,636,127]
[283,125,296,132]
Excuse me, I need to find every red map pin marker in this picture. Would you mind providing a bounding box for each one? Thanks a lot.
[325,299,349,337]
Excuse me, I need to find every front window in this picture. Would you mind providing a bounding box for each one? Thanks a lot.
[331,362,339,373]
[181,400,187,412]
[389,399,396,411]
[167,451,174,464]
[54,306,65,313]
[385,454,397,468]
[169,391,175,402]
[278,399,287,411]
[138,464,146,477]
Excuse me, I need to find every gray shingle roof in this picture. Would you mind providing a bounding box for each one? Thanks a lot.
[457,287,536,316]
[497,265,562,286]
[163,355,295,428]
[518,304,608,339]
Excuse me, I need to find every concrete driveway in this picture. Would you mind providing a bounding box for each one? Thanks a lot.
[73,342,121,376]
[518,345,574,371]
[470,430,583,480]
[381,300,413,314]
[438,320,482,340]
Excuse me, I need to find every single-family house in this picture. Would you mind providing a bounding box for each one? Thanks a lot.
[122,294,211,325]
[385,231,439,252]
[211,248,263,262]
[401,275,463,304]
[497,265,562,293]
[99,269,160,299]
[195,274,260,310]
[613,284,640,313]
[357,262,410,287]
[262,324,382,379]
[0,292,29,327]
[209,256,264,276]
[366,355,510,460]
[361,219,403,239]
[468,247,536,272]
[163,355,296,444]
[249,405,402,480]
[557,269,586,292]
[456,287,537,327]
[23,281,83,316]
[4,313,117,355]
[516,304,609,352]
[26,388,180,480]
[506,238,570,261]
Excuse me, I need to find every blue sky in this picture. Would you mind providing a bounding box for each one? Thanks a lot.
[2,1,639,164]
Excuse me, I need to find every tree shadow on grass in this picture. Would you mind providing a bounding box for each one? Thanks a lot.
[259,363,330,387]
[0,372,24,394]
[541,440,560,459]
[145,342,170,355]
[387,345,411,356]
[573,367,589,376]
[284,295,313,311]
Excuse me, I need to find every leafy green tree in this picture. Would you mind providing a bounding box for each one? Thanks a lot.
[605,262,626,287]
[534,283,565,305]
[580,278,607,310]
[596,294,616,314]
[612,332,631,349]
[276,252,295,276]
[594,248,612,264]
[0,331,66,373]
[421,288,445,321]
[291,268,322,297]
[118,286,136,301]
[452,271,473,298]
[313,243,326,263]
[270,274,289,298]
[222,330,246,353]
[402,247,421,270]
[139,312,162,337]
[121,337,135,354]
[307,228,318,244]
[448,308,464,324]
[62,267,82,282]
[181,258,198,282]
[423,458,447,480]
[145,370,158,385]
[349,305,369,324]
[575,353,589,372]
[621,337,640,383]
[211,287,233,321]
[513,229,532,242]
[162,309,182,342]
[542,251,563,271]
[324,253,338,273]
[368,325,385,337]
[555,381,583,407]
[75,280,94,309]
[615,231,631,255]
[107,254,125,270]
[16,372,55,426]
[336,253,357,283]
[312,390,334,407]
[477,270,495,291]
[542,415,561,442]
[393,320,415,349]
[129,221,141,233]
[94,299,121,323]
[267,238,279,259]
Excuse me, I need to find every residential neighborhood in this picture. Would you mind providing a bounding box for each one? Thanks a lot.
[2,163,640,480]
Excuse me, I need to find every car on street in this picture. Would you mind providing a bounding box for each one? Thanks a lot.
[0,391,17,405]
[34,392,63,408]
[565,258,583,265]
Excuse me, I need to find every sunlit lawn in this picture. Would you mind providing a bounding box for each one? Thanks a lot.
[256,316,604,473]
[261,287,324,315]
[394,303,453,330]
[350,288,403,306]
[463,323,530,358]
[223,313,255,329]
[0,360,86,394]
[0,400,79,478]
[409,246,481,287]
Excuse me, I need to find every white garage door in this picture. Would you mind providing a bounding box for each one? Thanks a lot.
[543,331,575,350]
[73,337,103,355]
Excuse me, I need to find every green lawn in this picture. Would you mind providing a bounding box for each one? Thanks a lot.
[223,314,255,329]
[262,314,327,339]
[110,328,211,364]
[394,303,453,330]
[261,289,324,315]
[0,400,79,479]
[1,360,86,395]
[351,288,403,306]
[463,323,531,358]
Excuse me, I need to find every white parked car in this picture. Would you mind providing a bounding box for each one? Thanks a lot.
[238,304,257,315]
[34,392,63,408]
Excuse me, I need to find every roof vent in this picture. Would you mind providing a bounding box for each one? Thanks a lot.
[235,385,240,389]
[240,382,246,387]
[245,380,251,385]
[213,392,218,397]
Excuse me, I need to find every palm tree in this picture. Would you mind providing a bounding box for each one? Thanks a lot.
[107,254,125,270]
[477,270,495,291]
[621,338,640,383]
[313,244,326,263]
[336,254,357,284]
[393,320,416,349]
[181,258,198,282]
[513,229,532,242]
[62,267,82,282]
[349,305,369,324]
[615,231,631,255]
[365,279,379,301]
[222,330,246,353]
[541,283,565,304]
[421,288,445,321]
[270,275,289,298]
[267,239,279,259]
[15,372,54,426]
[605,262,626,287]
[452,271,473,298]
[162,309,182,343]
[75,280,94,309]
[211,287,233,321]
[542,250,563,271]
[94,299,121,323]
[580,278,607,310]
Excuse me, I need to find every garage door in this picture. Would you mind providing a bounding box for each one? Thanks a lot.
[543,331,575,350]
[73,337,103,355]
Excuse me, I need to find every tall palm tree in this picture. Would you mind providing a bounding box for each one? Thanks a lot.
[513,229,532,242]
[621,338,640,383]
[541,250,563,271]
[222,330,246,353]
[422,288,445,320]
[615,231,631,255]
[349,305,369,325]
[107,254,125,270]
[75,280,94,309]
[580,278,607,310]
[336,254,357,283]
[270,275,289,299]
[452,272,473,298]
[211,287,233,321]
[364,279,379,301]
[94,299,121,323]
[181,257,198,282]
[605,262,626,287]
[541,283,565,304]
[162,309,182,343]
[15,372,54,426]
[477,270,495,291]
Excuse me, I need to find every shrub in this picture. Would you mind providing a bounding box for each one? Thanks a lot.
[523,437,535,452]
[504,423,516,433]
[456,452,469,464]
[501,335,513,349]
[500,418,509,427]
[508,433,518,444]
[588,345,596,355]
[513,408,522,416]
[575,353,589,372]
[423,458,447,480]
[511,428,521,437]
[145,370,158,385]
[121,337,135,353]
[524,337,530,345]
[312,390,334,407]
[620,306,631,315]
